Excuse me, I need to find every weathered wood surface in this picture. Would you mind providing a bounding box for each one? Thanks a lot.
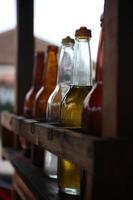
[1,112,99,170]
[103,0,133,137]
[12,172,36,200]
[2,113,133,199]
[3,148,80,200]
[15,0,34,115]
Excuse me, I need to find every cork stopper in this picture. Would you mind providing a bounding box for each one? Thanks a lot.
[62,36,75,45]
[75,27,92,38]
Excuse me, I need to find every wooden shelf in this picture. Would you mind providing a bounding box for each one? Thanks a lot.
[0,111,104,170]
[1,111,133,200]
[3,147,80,200]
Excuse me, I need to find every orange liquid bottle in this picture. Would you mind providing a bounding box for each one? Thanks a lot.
[32,46,58,167]
[82,15,104,136]
[33,45,58,120]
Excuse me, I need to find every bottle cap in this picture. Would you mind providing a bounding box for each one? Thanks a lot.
[47,45,58,53]
[75,27,92,38]
[62,36,75,45]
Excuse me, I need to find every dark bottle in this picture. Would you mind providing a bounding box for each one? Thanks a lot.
[33,45,58,120]
[58,27,93,195]
[23,51,45,164]
[82,14,104,136]
[24,51,45,117]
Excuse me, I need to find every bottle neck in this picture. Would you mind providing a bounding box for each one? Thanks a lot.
[32,54,44,89]
[72,37,92,86]
[45,50,58,87]
[95,27,104,82]
[57,44,74,86]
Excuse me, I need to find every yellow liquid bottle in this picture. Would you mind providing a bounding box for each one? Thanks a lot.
[59,27,93,195]
[61,85,92,127]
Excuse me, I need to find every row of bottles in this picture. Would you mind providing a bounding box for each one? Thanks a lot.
[22,14,104,196]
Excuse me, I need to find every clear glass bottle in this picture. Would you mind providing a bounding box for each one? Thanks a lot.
[44,36,75,179]
[82,14,104,136]
[58,27,93,195]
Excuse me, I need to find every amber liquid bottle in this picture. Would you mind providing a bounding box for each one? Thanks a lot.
[58,27,93,195]
[82,15,104,136]
[24,51,45,117]
[23,51,45,164]
[32,46,58,167]
[33,45,58,120]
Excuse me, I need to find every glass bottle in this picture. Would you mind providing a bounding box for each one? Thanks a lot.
[22,51,45,158]
[44,36,75,179]
[82,14,104,136]
[58,27,93,195]
[33,45,58,120]
[24,51,45,117]
[32,46,58,167]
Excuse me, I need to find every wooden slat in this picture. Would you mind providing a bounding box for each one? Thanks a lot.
[13,173,36,200]
[103,0,133,137]
[2,113,133,199]
[15,0,34,115]
[0,112,99,170]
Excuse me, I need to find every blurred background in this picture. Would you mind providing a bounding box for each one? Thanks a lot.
[0,0,104,198]
[0,0,104,113]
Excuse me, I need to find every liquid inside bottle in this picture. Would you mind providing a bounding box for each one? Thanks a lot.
[61,85,92,128]
[44,37,75,179]
[33,45,58,121]
[23,51,45,160]
[59,27,93,195]
[32,46,58,168]
[82,14,104,136]
[58,159,81,195]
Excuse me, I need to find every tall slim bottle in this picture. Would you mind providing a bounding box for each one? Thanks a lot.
[24,51,45,117]
[22,51,45,159]
[44,36,75,179]
[32,46,58,167]
[82,14,104,136]
[58,27,93,195]
[33,45,58,120]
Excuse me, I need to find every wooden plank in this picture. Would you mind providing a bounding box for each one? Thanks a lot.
[15,0,34,115]
[3,148,80,200]
[0,112,99,170]
[103,0,133,137]
[13,173,36,200]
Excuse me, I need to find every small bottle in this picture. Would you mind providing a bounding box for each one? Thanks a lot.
[44,36,75,179]
[58,27,93,195]
[22,51,45,159]
[82,14,104,136]
[33,45,58,120]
